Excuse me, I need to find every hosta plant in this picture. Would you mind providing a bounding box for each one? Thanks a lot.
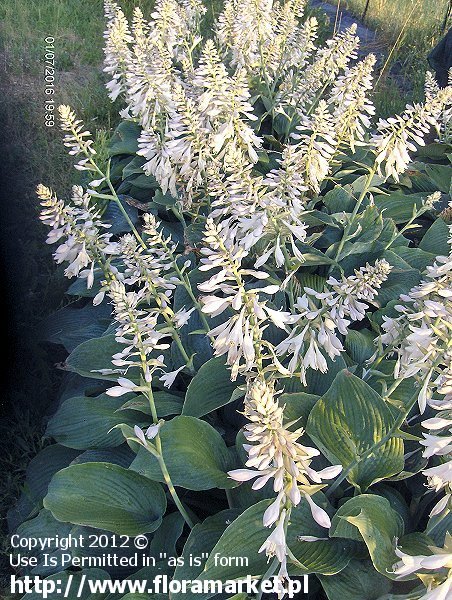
[9,1,452,599]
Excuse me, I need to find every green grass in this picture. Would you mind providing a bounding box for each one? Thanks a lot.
[0,0,157,193]
[0,0,157,73]
[0,2,157,596]
[332,0,449,49]
[328,0,452,114]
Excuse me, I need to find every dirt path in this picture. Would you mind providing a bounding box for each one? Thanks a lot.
[310,0,414,98]
[311,0,379,44]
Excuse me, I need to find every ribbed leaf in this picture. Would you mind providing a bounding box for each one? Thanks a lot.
[183,357,241,417]
[198,497,355,586]
[44,463,166,535]
[319,560,392,599]
[108,121,141,156]
[374,193,425,223]
[46,393,137,449]
[171,510,241,600]
[419,217,450,255]
[130,416,236,490]
[344,329,376,364]
[391,246,436,272]
[330,495,404,575]
[41,304,111,352]
[66,335,137,382]
[16,509,72,576]
[281,392,320,429]
[119,392,183,417]
[307,371,404,491]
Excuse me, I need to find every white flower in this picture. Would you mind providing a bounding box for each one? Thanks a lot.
[159,365,185,388]
[107,377,139,397]
[217,0,275,74]
[263,492,285,527]
[58,105,97,171]
[420,433,452,458]
[134,423,161,446]
[392,534,452,600]
[103,4,133,101]
[329,54,376,151]
[276,260,391,382]
[372,87,452,182]
[258,510,288,563]
[380,239,452,413]
[199,218,284,379]
[119,231,176,300]
[108,281,171,382]
[229,378,341,536]
[304,493,331,528]
[173,307,196,328]
[423,462,452,491]
[37,184,120,295]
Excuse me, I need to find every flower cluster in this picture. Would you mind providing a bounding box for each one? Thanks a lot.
[59,105,98,173]
[277,260,392,383]
[372,87,452,181]
[425,70,452,144]
[229,379,341,587]
[38,184,119,300]
[392,534,452,600]
[421,414,452,519]
[199,218,285,380]
[380,213,452,532]
[105,280,171,394]
[380,230,452,413]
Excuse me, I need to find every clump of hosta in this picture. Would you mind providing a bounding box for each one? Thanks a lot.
[31,1,452,598]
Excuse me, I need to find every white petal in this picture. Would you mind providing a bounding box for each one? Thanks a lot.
[106,386,132,397]
[228,469,260,482]
[305,494,331,528]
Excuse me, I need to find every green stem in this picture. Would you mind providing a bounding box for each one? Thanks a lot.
[383,377,405,400]
[281,243,296,311]
[383,204,430,251]
[67,121,146,249]
[145,385,195,529]
[104,172,147,248]
[182,274,211,332]
[161,234,210,332]
[157,452,195,528]
[225,488,234,509]
[168,323,195,373]
[330,168,376,270]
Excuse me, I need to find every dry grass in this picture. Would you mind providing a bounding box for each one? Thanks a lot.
[329,0,452,113]
[331,0,450,49]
